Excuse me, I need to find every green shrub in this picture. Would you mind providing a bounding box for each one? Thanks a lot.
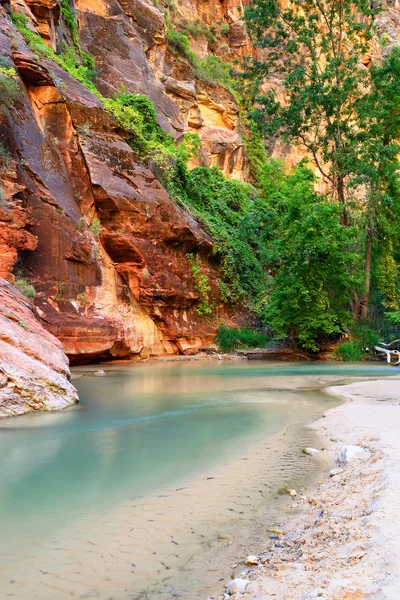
[220,23,230,35]
[166,29,191,55]
[175,165,270,307]
[187,254,213,315]
[11,13,54,58]
[104,91,199,188]
[216,324,270,352]
[334,340,366,362]
[89,217,101,238]
[15,278,36,299]
[11,12,98,94]
[193,55,236,92]
[333,326,379,362]
[0,59,19,113]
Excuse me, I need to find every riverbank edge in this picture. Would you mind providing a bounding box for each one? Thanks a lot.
[210,378,400,600]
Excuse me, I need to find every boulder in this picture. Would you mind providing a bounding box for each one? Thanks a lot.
[0,279,78,417]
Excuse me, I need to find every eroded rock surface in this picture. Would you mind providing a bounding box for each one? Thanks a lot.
[0,278,78,417]
[0,10,230,362]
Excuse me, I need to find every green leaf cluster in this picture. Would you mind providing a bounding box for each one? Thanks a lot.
[104,91,200,189]
[186,254,213,315]
[216,324,270,352]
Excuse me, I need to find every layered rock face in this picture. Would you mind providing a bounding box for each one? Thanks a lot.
[0,278,78,417]
[0,0,246,362]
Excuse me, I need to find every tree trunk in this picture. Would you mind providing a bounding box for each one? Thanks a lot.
[337,175,349,226]
[351,290,360,321]
[359,216,374,320]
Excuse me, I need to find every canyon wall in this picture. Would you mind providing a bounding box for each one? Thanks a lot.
[0,0,251,362]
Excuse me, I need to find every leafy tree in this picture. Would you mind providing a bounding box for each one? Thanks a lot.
[244,0,400,320]
[244,0,375,224]
[258,161,361,351]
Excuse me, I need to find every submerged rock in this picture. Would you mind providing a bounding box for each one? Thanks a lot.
[245,555,259,566]
[0,279,78,417]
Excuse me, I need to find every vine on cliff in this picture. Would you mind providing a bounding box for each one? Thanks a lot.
[186,254,213,316]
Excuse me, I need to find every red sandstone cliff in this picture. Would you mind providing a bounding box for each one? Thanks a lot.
[0,0,249,362]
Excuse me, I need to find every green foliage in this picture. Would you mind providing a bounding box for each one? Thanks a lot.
[11,12,98,94]
[244,0,400,322]
[60,0,80,46]
[243,124,267,182]
[220,23,229,36]
[11,13,54,58]
[56,281,65,301]
[165,15,236,93]
[334,340,366,362]
[15,278,36,299]
[216,324,270,352]
[384,312,400,325]
[77,292,89,304]
[187,254,213,315]
[0,59,19,113]
[377,241,399,311]
[104,91,199,188]
[334,326,379,362]
[244,0,376,213]
[258,161,362,351]
[193,55,236,92]
[89,217,101,238]
[176,165,270,307]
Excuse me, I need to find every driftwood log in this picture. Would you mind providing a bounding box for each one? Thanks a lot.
[375,340,400,365]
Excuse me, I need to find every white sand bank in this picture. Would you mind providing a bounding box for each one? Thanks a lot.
[214,379,400,600]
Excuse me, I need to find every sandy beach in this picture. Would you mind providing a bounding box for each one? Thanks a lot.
[214,379,400,600]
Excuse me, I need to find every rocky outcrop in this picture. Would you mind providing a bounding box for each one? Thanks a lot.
[0,278,78,417]
[0,10,232,362]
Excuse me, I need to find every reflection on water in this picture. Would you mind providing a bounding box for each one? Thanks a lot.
[0,360,394,599]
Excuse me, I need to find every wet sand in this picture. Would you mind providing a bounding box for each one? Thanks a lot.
[212,378,400,600]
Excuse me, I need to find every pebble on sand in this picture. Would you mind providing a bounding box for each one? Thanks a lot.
[303,447,320,456]
[226,579,250,595]
[329,468,341,477]
[245,555,259,566]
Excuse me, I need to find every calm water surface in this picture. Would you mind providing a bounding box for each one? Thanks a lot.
[0,360,395,599]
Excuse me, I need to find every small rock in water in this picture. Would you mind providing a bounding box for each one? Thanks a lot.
[93,370,106,376]
[329,468,341,477]
[338,445,369,465]
[303,447,320,456]
[288,489,297,497]
[245,555,259,566]
[226,579,249,595]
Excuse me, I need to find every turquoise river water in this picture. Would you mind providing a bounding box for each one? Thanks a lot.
[0,360,395,599]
